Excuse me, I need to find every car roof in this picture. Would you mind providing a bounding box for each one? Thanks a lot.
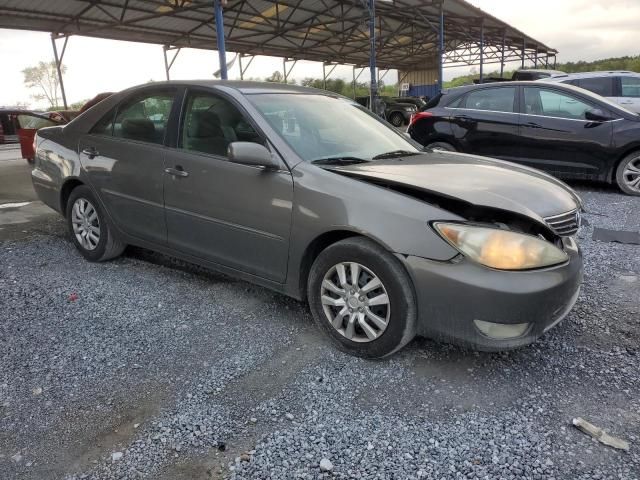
[517,69,565,75]
[129,79,326,96]
[542,71,639,81]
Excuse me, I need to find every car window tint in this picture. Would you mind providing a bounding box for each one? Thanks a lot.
[181,92,261,157]
[462,87,515,113]
[576,77,614,97]
[621,77,640,98]
[16,114,58,129]
[91,109,116,135]
[447,95,465,108]
[113,92,174,144]
[524,88,593,120]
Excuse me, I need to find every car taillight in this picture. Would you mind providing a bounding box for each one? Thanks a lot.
[409,111,433,127]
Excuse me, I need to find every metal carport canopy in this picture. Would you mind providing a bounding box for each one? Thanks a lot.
[0,0,555,71]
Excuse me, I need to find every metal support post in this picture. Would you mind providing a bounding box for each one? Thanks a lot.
[353,66,365,99]
[323,62,327,90]
[479,19,484,83]
[51,34,69,109]
[238,54,254,80]
[522,38,526,69]
[163,46,181,81]
[214,0,227,80]
[500,29,506,78]
[368,0,378,109]
[438,1,444,93]
[283,58,297,84]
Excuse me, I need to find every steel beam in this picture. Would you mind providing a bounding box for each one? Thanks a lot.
[368,0,377,110]
[479,19,484,83]
[522,38,526,69]
[214,0,227,80]
[283,58,297,84]
[238,53,254,80]
[50,34,68,109]
[500,28,506,77]
[438,0,444,92]
[162,45,181,80]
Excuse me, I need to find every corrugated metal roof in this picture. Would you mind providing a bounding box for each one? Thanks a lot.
[0,0,556,69]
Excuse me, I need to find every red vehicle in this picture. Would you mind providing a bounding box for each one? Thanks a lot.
[1,93,113,162]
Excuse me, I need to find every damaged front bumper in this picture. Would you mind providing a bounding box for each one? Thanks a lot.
[400,236,583,351]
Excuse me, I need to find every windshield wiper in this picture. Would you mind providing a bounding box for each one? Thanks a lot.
[371,150,420,160]
[311,156,370,165]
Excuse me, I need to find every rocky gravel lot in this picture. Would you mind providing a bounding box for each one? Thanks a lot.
[1,183,639,480]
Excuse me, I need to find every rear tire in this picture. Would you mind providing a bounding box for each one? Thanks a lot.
[307,237,417,359]
[389,112,405,127]
[615,152,640,196]
[426,141,456,152]
[65,185,126,262]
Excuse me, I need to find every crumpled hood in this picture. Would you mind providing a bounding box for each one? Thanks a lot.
[323,151,582,222]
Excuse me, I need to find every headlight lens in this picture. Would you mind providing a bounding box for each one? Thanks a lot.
[434,223,568,270]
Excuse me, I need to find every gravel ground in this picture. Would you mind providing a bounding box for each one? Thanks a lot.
[1,183,639,480]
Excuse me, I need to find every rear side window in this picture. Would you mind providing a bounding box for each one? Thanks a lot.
[91,91,175,143]
[621,77,640,98]
[460,87,516,113]
[575,77,614,97]
[114,93,174,144]
[524,87,593,120]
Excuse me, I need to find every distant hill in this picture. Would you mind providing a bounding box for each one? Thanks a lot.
[444,55,640,88]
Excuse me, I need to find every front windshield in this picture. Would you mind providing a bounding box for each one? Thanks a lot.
[247,93,420,162]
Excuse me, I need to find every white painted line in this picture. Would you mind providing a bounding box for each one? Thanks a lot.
[0,202,32,209]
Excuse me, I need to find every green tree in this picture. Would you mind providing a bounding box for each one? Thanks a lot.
[22,61,66,109]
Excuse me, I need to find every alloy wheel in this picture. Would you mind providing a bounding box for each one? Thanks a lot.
[320,262,390,342]
[71,198,101,251]
[622,155,640,193]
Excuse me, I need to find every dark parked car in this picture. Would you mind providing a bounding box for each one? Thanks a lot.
[355,96,417,127]
[392,96,427,109]
[408,81,640,195]
[32,81,582,357]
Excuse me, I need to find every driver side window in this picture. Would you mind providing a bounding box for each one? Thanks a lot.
[180,92,261,157]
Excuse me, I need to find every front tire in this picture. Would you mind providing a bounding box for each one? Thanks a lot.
[615,152,640,196]
[66,185,126,262]
[307,237,417,358]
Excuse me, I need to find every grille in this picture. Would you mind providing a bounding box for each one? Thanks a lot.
[544,209,580,237]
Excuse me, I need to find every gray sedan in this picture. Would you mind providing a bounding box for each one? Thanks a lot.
[31,81,583,358]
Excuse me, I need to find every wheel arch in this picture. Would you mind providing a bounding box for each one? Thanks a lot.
[610,146,640,183]
[60,178,85,216]
[298,229,371,301]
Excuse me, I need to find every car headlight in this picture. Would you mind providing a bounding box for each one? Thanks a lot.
[433,223,568,270]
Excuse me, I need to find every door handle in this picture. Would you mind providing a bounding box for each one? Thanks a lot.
[165,166,189,178]
[455,115,472,122]
[525,122,542,129]
[81,147,99,158]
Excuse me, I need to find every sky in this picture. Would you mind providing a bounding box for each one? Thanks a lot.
[1,0,639,108]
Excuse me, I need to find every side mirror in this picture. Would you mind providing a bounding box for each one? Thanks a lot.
[585,108,612,122]
[227,142,280,169]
